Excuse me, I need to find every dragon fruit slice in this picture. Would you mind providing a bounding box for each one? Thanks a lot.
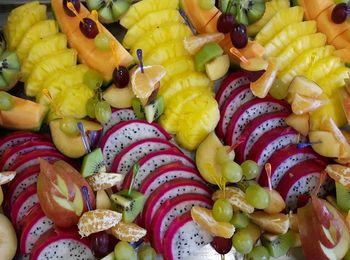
[142,178,211,230]
[100,119,171,170]
[20,204,54,254]
[10,183,38,230]
[139,162,203,200]
[6,165,40,208]
[276,159,330,210]
[259,144,327,188]
[248,127,300,173]
[225,97,290,146]
[0,140,55,171]
[8,150,71,175]
[216,84,254,139]
[235,112,289,163]
[216,70,249,108]
[102,108,136,135]
[151,193,212,254]
[30,227,94,260]
[163,211,213,260]
[0,131,48,156]
[111,137,177,181]
[122,148,195,190]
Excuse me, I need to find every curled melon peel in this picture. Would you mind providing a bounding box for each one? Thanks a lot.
[51,0,134,81]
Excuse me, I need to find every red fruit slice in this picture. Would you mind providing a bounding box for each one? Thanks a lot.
[102,108,136,135]
[151,193,212,253]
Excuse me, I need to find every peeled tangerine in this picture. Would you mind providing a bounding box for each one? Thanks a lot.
[191,206,235,238]
[110,221,147,242]
[250,58,278,98]
[291,93,329,115]
[325,164,350,188]
[249,211,289,235]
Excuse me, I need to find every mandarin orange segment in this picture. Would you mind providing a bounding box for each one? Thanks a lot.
[110,221,147,242]
[291,94,329,115]
[183,32,225,55]
[325,164,350,188]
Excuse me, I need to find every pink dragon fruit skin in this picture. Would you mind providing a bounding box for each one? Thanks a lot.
[235,112,289,163]
[276,159,331,211]
[141,178,211,231]
[20,204,54,255]
[150,193,213,254]
[102,108,136,135]
[163,211,213,260]
[259,144,328,189]
[216,70,250,108]
[122,148,195,190]
[216,84,254,139]
[100,119,171,171]
[30,227,94,260]
[225,97,290,146]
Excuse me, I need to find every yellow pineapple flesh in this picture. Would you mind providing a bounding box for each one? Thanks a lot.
[144,41,189,65]
[160,56,194,85]
[304,56,343,83]
[317,66,350,96]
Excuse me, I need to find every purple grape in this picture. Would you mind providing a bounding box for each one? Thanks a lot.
[80,18,98,39]
[211,236,232,255]
[230,23,248,49]
[63,0,80,17]
[90,232,118,258]
[332,3,348,24]
[113,66,130,88]
[217,13,235,33]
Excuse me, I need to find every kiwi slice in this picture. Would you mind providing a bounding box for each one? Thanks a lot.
[111,189,145,223]
[131,98,145,119]
[335,181,350,211]
[0,33,5,56]
[261,230,298,257]
[81,148,106,178]
[144,96,164,123]
[0,50,20,91]
[86,0,130,24]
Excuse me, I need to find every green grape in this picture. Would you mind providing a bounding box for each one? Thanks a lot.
[95,101,112,123]
[245,184,270,209]
[59,117,79,136]
[268,78,288,100]
[212,198,233,222]
[94,33,110,52]
[83,69,103,90]
[86,98,98,118]
[114,241,137,260]
[246,245,270,260]
[230,212,250,229]
[216,145,235,164]
[198,0,215,10]
[232,229,254,254]
[222,160,242,183]
[241,160,259,180]
[0,91,13,111]
[138,245,157,260]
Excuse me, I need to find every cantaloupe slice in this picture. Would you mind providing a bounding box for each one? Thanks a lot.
[332,29,350,50]
[334,48,350,64]
[51,0,134,80]
[297,0,333,20]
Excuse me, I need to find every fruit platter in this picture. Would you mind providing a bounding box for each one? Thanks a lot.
[1,0,350,259]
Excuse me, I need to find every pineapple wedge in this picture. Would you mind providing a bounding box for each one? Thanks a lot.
[21,33,67,81]
[160,56,194,85]
[255,6,304,46]
[144,41,189,65]
[120,0,179,29]
[16,20,58,62]
[317,66,350,96]
[25,49,77,97]
[123,9,183,48]
[131,23,192,58]
[304,56,343,83]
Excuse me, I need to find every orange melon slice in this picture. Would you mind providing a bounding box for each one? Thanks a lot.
[297,0,333,20]
[334,48,350,64]
[332,29,350,50]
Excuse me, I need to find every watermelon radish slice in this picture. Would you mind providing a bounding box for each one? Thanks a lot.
[216,84,254,139]
[225,97,290,146]
[235,112,289,163]
[248,127,300,170]
[259,144,327,188]
[8,150,71,175]
[276,159,329,210]
[100,119,171,170]
[102,108,136,135]
[20,204,54,254]
[122,148,195,190]
[163,211,213,260]
[6,165,40,208]
[215,70,249,107]
[0,140,55,171]
[0,131,48,156]
[10,183,38,230]
[139,162,203,200]
[142,178,211,230]
[151,193,212,254]
[111,138,177,181]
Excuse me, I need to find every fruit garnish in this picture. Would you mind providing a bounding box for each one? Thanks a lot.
[63,0,80,16]
[94,101,112,124]
[77,209,122,237]
[331,3,349,24]
[59,117,79,136]
[291,94,329,115]
[232,223,260,254]
[0,171,16,185]
[86,172,124,191]
[325,164,350,188]
[230,23,248,49]
[114,241,137,260]
[249,211,290,235]
[184,32,225,55]
[83,69,103,90]
[241,160,259,180]
[240,57,268,72]
[113,66,130,88]
[0,91,13,111]
[245,183,270,210]
[109,221,146,242]
[190,205,235,238]
[250,58,278,98]
[212,198,233,222]
[210,236,232,255]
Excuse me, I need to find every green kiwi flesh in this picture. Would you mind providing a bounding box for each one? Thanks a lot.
[261,230,298,257]
[144,96,164,123]
[81,148,106,177]
[335,181,350,211]
[131,98,145,119]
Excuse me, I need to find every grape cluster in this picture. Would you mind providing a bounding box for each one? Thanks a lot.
[217,13,248,49]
